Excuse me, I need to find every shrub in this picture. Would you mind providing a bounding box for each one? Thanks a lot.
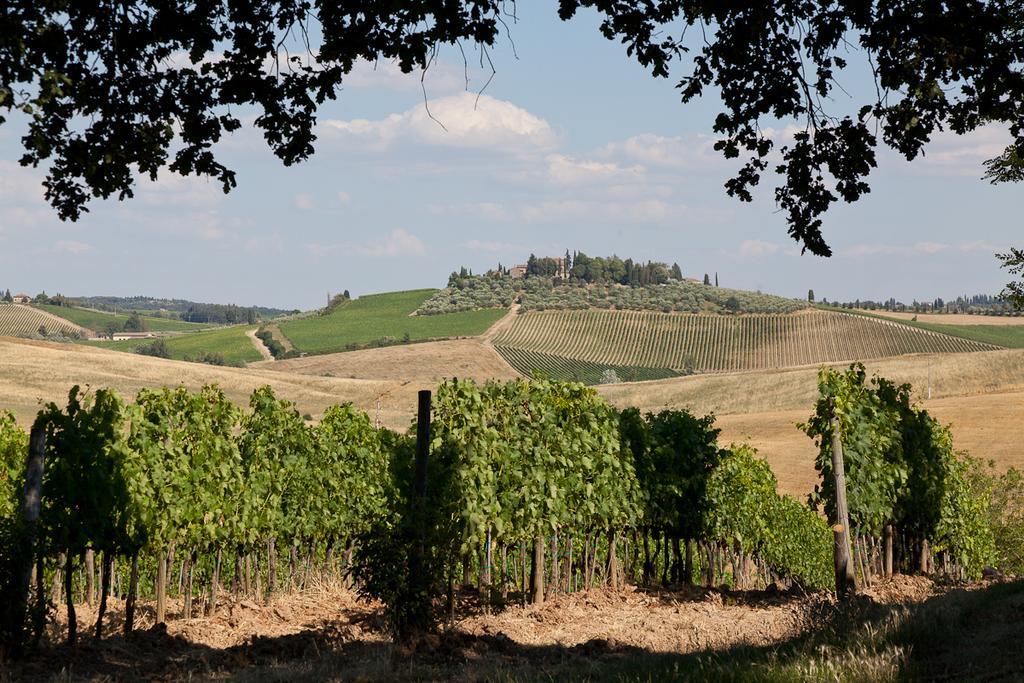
[135,339,170,359]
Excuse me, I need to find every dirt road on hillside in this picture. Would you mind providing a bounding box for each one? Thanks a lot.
[480,303,520,344]
[245,327,274,361]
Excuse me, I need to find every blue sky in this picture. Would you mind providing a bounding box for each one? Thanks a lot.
[1,4,1021,310]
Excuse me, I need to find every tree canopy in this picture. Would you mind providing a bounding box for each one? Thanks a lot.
[3,2,1023,257]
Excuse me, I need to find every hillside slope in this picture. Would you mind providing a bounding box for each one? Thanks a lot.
[493,309,999,379]
[0,304,87,338]
[277,289,507,355]
[37,304,213,333]
[0,337,419,429]
[85,325,265,365]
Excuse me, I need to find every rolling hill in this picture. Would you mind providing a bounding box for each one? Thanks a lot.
[492,308,999,380]
[276,289,507,355]
[37,304,214,333]
[84,325,264,365]
[0,304,87,338]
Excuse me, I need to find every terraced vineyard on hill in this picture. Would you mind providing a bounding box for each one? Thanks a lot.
[0,304,85,338]
[493,309,1000,379]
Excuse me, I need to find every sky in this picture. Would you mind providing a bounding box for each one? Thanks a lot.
[1,4,1021,311]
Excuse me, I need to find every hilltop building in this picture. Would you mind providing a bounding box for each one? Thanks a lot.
[12,293,31,304]
[508,256,569,280]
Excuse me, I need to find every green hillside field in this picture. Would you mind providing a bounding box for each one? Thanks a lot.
[85,325,262,365]
[277,289,507,355]
[37,304,213,333]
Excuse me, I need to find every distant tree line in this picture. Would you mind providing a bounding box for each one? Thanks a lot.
[824,293,1020,315]
[182,303,258,324]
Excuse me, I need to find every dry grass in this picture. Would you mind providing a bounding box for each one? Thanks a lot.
[254,339,521,384]
[598,350,1024,496]
[868,310,1024,326]
[713,391,1024,497]
[596,349,1024,415]
[0,337,420,431]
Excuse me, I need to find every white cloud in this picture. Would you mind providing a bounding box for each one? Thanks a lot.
[911,125,1012,176]
[55,240,93,254]
[293,193,315,211]
[137,173,222,208]
[361,228,425,257]
[520,198,690,224]
[463,239,525,253]
[431,202,513,222]
[320,92,558,154]
[306,229,425,259]
[543,154,644,185]
[736,240,783,258]
[601,133,724,170]
[243,232,285,254]
[839,241,1003,258]
[342,59,464,94]
[0,161,46,204]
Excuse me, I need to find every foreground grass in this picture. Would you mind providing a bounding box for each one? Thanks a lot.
[278,289,507,355]
[37,304,213,333]
[84,325,262,365]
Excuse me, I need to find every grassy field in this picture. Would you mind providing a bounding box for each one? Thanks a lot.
[493,308,998,374]
[85,325,263,365]
[37,304,213,333]
[277,289,507,355]
[0,304,84,337]
[494,346,683,384]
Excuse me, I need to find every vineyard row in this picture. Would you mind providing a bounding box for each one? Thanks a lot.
[492,309,998,373]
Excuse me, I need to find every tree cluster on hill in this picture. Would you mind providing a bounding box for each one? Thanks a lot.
[416,276,806,316]
[322,291,351,315]
[1,290,12,303]
[567,252,676,286]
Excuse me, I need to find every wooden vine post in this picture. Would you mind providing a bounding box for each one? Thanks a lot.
[407,389,431,633]
[8,426,46,653]
[829,403,857,600]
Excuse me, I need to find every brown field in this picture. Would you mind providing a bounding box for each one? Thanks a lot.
[254,339,520,383]
[598,349,1024,496]
[712,391,1024,497]
[0,337,420,431]
[867,309,1024,325]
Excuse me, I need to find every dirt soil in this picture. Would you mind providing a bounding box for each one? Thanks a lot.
[6,574,990,682]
